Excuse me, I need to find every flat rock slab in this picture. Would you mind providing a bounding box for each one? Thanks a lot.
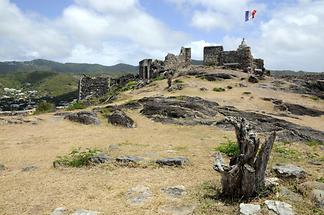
[161,185,187,198]
[116,156,144,165]
[64,111,100,125]
[279,186,303,202]
[22,165,38,172]
[156,157,188,167]
[272,164,306,179]
[126,185,152,205]
[298,181,324,209]
[50,208,66,215]
[311,189,324,209]
[108,110,136,128]
[71,209,100,215]
[239,203,261,215]
[265,200,294,215]
[89,153,111,164]
[158,204,196,215]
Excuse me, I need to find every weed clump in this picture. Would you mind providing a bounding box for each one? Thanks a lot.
[35,101,55,114]
[66,101,86,111]
[215,139,239,157]
[212,87,225,92]
[53,148,101,168]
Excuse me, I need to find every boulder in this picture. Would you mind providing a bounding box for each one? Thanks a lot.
[64,111,100,125]
[279,186,303,202]
[264,200,294,215]
[248,75,259,83]
[108,110,135,128]
[272,164,306,179]
[311,189,324,209]
[239,203,261,215]
[161,185,187,198]
[126,185,152,205]
[156,157,188,167]
[116,156,144,165]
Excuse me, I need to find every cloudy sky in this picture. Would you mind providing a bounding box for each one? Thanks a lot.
[0,0,323,71]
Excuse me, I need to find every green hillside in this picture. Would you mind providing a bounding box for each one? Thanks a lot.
[0,71,78,97]
[0,59,138,76]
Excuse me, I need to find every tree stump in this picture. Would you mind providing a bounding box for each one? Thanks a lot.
[213,117,276,198]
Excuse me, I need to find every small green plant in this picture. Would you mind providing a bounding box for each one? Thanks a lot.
[53,148,101,168]
[174,79,184,84]
[317,177,324,183]
[215,139,239,157]
[35,101,55,114]
[212,87,225,92]
[121,81,137,91]
[153,76,164,81]
[310,96,319,101]
[66,101,86,111]
[305,140,324,146]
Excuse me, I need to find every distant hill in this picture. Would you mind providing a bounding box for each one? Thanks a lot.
[270,70,322,76]
[192,59,203,65]
[0,59,138,76]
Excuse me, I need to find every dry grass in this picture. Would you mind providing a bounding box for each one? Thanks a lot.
[0,71,323,214]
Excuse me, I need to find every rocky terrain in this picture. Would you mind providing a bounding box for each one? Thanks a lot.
[0,66,323,215]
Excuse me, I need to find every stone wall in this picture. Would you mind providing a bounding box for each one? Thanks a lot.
[78,75,110,100]
[164,47,191,70]
[139,59,164,80]
[220,51,240,65]
[203,46,224,66]
[254,58,265,70]
[237,46,254,69]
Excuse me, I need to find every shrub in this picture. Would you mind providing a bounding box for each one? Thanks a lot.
[53,148,100,168]
[212,87,225,92]
[153,76,164,81]
[35,101,55,114]
[215,139,239,157]
[66,101,86,111]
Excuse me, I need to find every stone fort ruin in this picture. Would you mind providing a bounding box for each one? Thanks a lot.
[139,47,191,80]
[139,39,265,81]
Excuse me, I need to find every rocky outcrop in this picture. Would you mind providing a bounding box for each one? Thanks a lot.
[264,200,295,215]
[198,73,235,81]
[105,96,324,142]
[107,110,135,128]
[64,111,100,125]
[298,181,324,209]
[272,164,306,179]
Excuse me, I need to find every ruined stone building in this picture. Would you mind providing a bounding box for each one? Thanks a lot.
[203,39,265,71]
[78,75,110,100]
[138,39,265,81]
[78,74,136,100]
[139,47,191,80]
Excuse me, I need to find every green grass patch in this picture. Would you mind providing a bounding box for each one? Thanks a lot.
[212,87,225,92]
[53,148,101,168]
[35,101,55,114]
[153,76,164,81]
[273,144,301,160]
[215,139,239,157]
[66,101,86,111]
[305,140,324,146]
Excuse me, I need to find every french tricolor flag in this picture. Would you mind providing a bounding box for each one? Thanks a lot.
[245,10,257,22]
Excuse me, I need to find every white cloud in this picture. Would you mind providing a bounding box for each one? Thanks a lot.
[167,0,265,31]
[252,0,324,71]
[0,0,189,65]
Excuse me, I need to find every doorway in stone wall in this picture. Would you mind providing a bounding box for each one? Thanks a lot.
[144,66,148,79]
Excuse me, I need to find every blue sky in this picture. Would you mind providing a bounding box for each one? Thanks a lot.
[1,0,324,71]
